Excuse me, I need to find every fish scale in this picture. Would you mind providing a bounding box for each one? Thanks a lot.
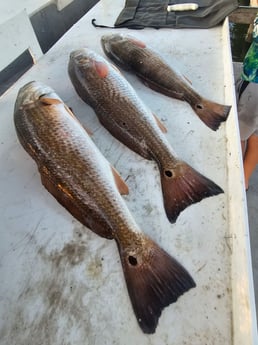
[15,91,130,233]
[68,48,224,224]
[101,33,231,131]
[95,58,175,162]
[14,81,196,334]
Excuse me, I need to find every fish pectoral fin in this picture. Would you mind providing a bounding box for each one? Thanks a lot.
[64,104,93,136]
[110,165,129,195]
[94,60,109,78]
[160,161,223,223]
[152,113,167,133]
[39,95,63,105]
[116,234,196,334]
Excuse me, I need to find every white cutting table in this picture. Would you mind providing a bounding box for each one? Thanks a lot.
[0,1,257,344]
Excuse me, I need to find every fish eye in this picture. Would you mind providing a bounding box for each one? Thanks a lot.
[165,170,173,177]
[128,255,138,266]
[196,103,204,110]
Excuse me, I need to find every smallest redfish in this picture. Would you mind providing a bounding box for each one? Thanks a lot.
[101,34,231,131]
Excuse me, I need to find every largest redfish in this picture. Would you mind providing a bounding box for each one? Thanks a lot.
[68,48,223,224]
[101,34,231,131]
[14,81,196,334]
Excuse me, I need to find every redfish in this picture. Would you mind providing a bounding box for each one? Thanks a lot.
[14,81,196,334]
[68,49,223,224]
[101,34,231,131]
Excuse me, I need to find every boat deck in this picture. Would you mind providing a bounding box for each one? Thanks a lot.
[0,2,257,344]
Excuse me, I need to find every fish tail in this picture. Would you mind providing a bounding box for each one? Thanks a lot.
[116,234,195,334]
[193,98,231,131]
[160,161,223,223]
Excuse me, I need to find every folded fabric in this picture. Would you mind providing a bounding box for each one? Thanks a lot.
[93,0,238,29]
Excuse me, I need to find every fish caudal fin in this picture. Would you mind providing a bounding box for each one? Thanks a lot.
[160,162,223,223]
[116,235,196,334]
[193,99,231,131]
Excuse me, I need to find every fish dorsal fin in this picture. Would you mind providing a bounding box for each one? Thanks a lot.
[39,96,63,105]
[153,113,167,133]
[129,38,146,48]
[94,60,109,78]
[111,165,129,195]
[64,104,93,136]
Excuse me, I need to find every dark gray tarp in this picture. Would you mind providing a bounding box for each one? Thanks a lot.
[93,0,238,29]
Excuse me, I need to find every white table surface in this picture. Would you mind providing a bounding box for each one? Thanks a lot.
[0,1,257,344]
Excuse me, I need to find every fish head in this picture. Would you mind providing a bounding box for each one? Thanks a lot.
[68,48,116,109]
[101,34,146,70]
[15,81,62,112]
[101,33,125,52]
[69,48,111,81]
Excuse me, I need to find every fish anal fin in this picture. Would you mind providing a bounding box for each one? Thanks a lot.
[152,113,167,133]
[111,165,129,195]
[160,162,224,223]
[116,234,196,334]
[39,165,114,239]
[192,98,231,131]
